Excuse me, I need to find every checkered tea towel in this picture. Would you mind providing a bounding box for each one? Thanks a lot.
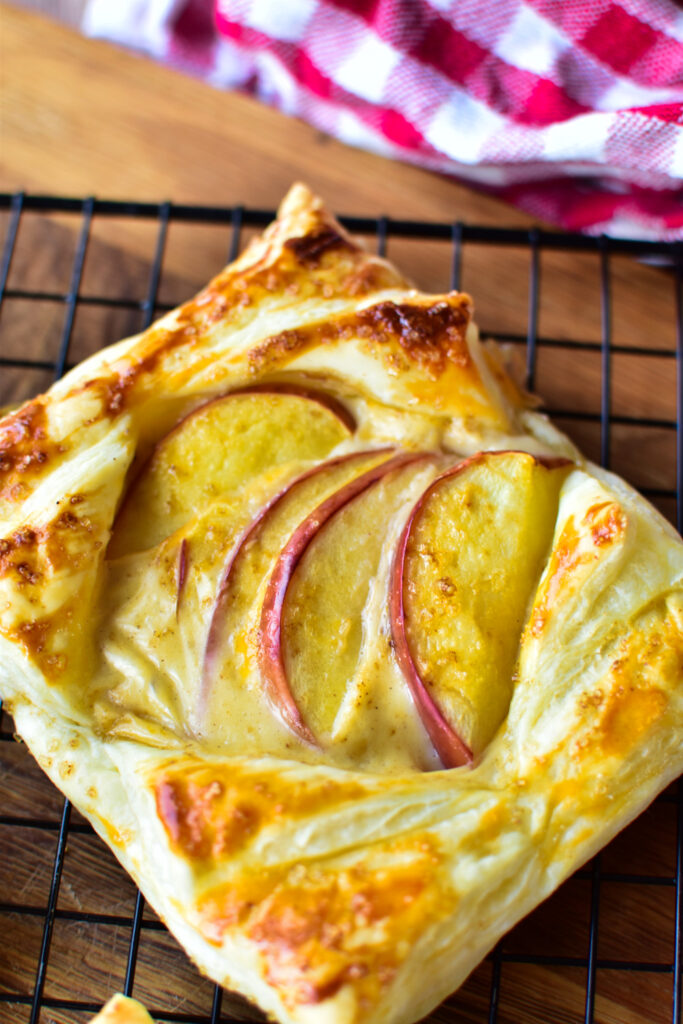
[84,0,683,240]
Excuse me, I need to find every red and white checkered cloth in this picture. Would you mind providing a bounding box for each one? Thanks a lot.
[84,0,683,240]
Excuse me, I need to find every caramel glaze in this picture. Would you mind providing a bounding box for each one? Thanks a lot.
[0,503,98,680]
[154,763,369,863]
[0,400,67,506]
[0,505,92,582]
[250,297,473,379]
[584,500,627,547]
[283,225,355,267]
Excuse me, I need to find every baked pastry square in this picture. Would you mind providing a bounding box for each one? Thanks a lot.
[0,185,681,1024]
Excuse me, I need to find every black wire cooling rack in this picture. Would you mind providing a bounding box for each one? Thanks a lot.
[0,193,681,1024]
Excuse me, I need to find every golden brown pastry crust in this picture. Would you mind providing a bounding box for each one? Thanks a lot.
[90,994,154,1024]
[0,185,681,1024]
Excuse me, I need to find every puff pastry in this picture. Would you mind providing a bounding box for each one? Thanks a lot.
[1,185,681,1024]
[90,995,154,1024]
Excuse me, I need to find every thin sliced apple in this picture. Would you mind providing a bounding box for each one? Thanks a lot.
[281,457,439,741]
[200,448,394,727]
[392,450,571,766]
[110,386,354,556]
[259,452,431,743]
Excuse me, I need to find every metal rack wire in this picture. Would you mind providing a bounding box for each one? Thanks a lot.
[0,192,681,1024]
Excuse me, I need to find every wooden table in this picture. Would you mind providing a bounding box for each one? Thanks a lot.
[0,6,680,1024]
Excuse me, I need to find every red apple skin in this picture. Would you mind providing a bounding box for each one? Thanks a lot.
[389,449,573,769]
[175,538,189,619]
[258,451,434,745]
[113,384,356,533]
[390,505,473,769]
[199,448,394,730]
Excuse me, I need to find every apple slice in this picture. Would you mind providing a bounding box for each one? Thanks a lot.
[259,451,432,744]
[110,386,354,556]
[281,457,439,742]
[200,448,394,726]
[391,450,571,767]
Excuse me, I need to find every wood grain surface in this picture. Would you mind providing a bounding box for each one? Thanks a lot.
[0,7,680,1024]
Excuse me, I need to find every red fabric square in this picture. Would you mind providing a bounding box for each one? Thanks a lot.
[409,16,488,84]
[215,16,245,42]
[580,4,659,76]
[325,0,380,18]
[523,78,588,126]
[380,107,424,148]
[296,49,334,100]
[641,104,683,126]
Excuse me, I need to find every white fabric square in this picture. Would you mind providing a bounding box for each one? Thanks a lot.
[426,0,455,12]
[334,108,397,157]
[424,92,505,165]
[541,112,612,163]
[335,35,401,104]
[494,3,568,76]
[254,51,303,115]
[598,77,682,112]
[306,7,364,78]
[245,0,317,42]
[84,0,178,52]
[670,124,683,177]
[672,7,683,42]
[205,43,257,91]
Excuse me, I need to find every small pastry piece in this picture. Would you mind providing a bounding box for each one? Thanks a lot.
[90,994,154,1024]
